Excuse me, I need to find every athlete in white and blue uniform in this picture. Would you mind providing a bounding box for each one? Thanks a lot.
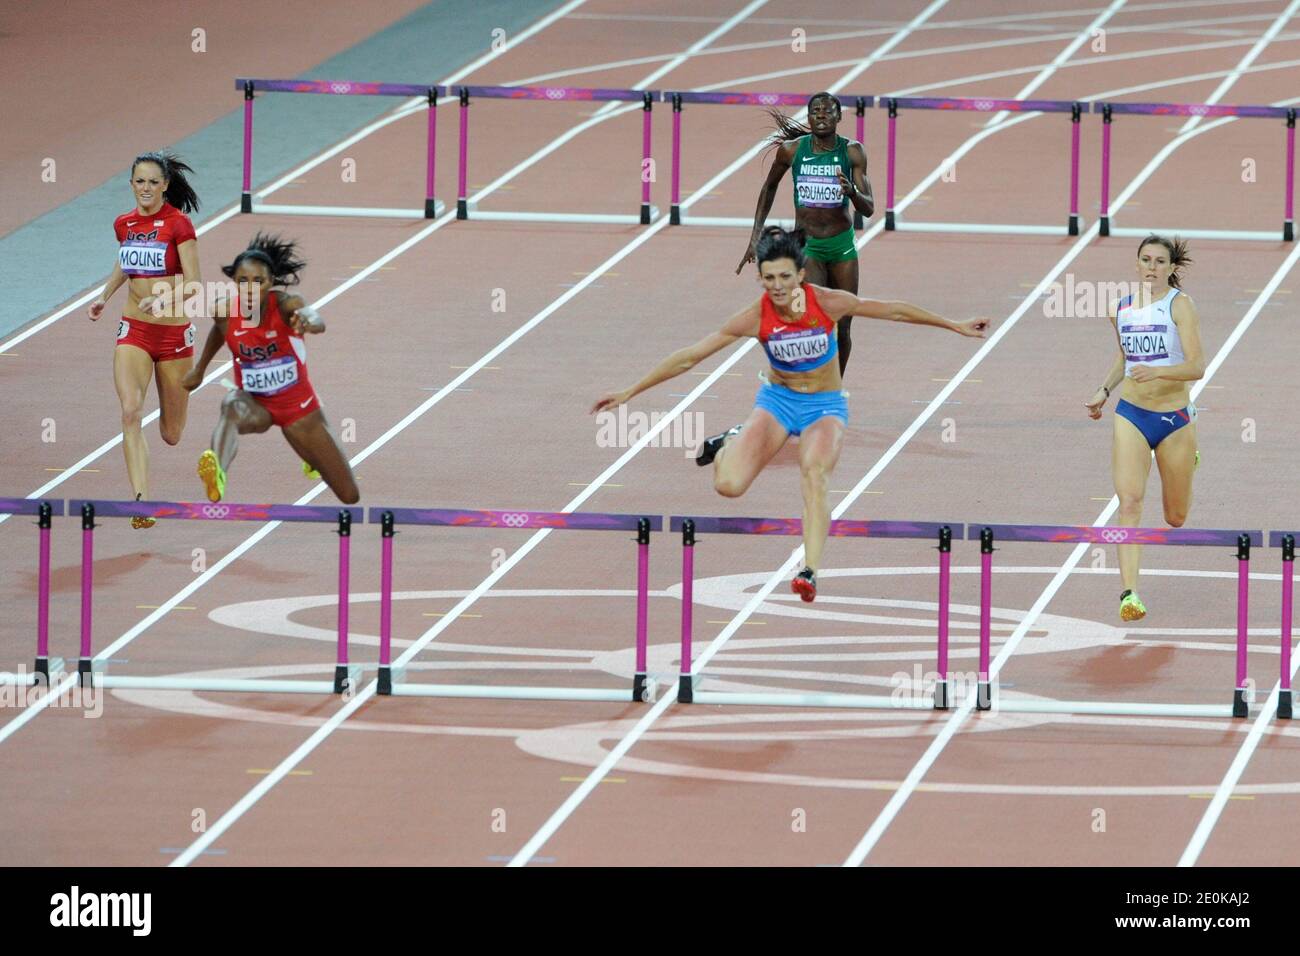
[1085,235,1206,622]
[594,227,990,603]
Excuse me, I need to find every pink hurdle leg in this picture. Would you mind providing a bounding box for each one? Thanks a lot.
[634,519,650,701]
[78,503,94,685]
[1100,104,1112,236]
[1069,103,1081,235]
[677,520,695,702]
[425,87,438,218]
[935,527,952,709]
[977,527,993,710]
[35,503,52,685]
[641,92,653,224]
[854,97,867,230]
[335,510,352,694]
[1284,111,1295,241]
[1280,535,1294,719]
[457,88,469,220]
[241,81,254,213]
[378,511,396,694]
[885,100,897,230]
[670,94,682,224]
[1234,535,1250,717]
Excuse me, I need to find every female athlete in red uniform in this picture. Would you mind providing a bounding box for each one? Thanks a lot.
[182,234,359,505]
[594,227,988,602]
[87,151,201,527]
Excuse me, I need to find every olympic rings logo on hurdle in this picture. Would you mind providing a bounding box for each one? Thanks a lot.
[974,99,995,111]
[1101,529,1129,543]
[1189,105,1209,115]
[330,82,354,95]
[758,94,780,106]
[203,504,231,519]
[544,88,566,100]
[501,513,531,528]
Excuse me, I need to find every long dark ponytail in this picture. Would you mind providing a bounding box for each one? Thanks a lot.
[222,232,307,286]
[764,91,842,149]
[754,225,807,270]
[1137,233,1192,289]
[131,150,199,213]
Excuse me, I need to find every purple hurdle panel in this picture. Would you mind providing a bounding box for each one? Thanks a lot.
[69,499,362,523]
[1096,101,1296,241]
[451,85,653,222]
[670,516,961,705]
[235,79,446,218]
[661,91,875,226]
[1273,532,1296,719]
[0,499,65,684]
[884,96,1079,233]
[969,523,1264,716]
[70,499,359,693]
[368,508,663,701]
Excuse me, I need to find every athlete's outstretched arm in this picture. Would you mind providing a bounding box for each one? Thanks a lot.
[592,301,761,412]
[278,294,325,335]
[737,142,796,275]
[818,289,989,337]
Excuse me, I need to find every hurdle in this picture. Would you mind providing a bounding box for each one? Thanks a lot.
[882,96,1085,237]
[0,499,66,687]
[969,523,1266,718]
[671,516,960,709]
[1096,101,1296,242]
[370,507,660,703]
[63,499,362,694]
[236,78,447,219]
[452,85,659,225]
[1273,532,1296,719]
[662,90,874,228]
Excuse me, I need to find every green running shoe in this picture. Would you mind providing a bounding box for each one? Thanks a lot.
[1120,589,1147,622]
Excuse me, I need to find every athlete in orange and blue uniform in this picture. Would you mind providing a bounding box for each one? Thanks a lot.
[596,226,988,603]
[184,234,358,505]
[87,151,203,526]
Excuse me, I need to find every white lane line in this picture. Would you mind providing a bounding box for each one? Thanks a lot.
[506,0,961,868]
[1178,0,1299,133]
[0,1,589,359]
[170,681,379,866]
[162,0,952,870]
[839,29,1300,862]
[0,3,760,744]
[983,0,1125,128]
[845,240,1300,868]
[1177,237,1300,868]
[510,10,1299,867]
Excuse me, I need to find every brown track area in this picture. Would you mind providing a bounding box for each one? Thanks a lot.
[0,0,1297,867]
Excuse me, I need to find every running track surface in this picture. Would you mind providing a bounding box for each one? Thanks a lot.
[1,0,1297,867]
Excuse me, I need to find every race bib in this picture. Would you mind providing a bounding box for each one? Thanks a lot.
[767,328,830,365]
[1120,323,1169,363]
[241,355,299,395]
[796,176,843,208]
[116,319,129,340]
[118,241,168,276]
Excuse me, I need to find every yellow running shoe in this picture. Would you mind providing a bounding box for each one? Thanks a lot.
[302,460,320,480]
[130,515,156,530]
[1119,590,1147,622]
[197,449,226,503]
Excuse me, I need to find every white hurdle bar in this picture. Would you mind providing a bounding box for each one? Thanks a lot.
[462,206,659,225]
[1106,226,1285,242]
[249,201,447,219]
[889,220,1078,236]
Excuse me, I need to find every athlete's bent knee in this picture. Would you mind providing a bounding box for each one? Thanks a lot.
[713,473,747,498]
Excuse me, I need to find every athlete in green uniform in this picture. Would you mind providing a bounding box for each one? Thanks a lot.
[737,92,873,375]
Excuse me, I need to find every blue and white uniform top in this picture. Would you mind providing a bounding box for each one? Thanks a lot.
[1117,287,1185,377]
